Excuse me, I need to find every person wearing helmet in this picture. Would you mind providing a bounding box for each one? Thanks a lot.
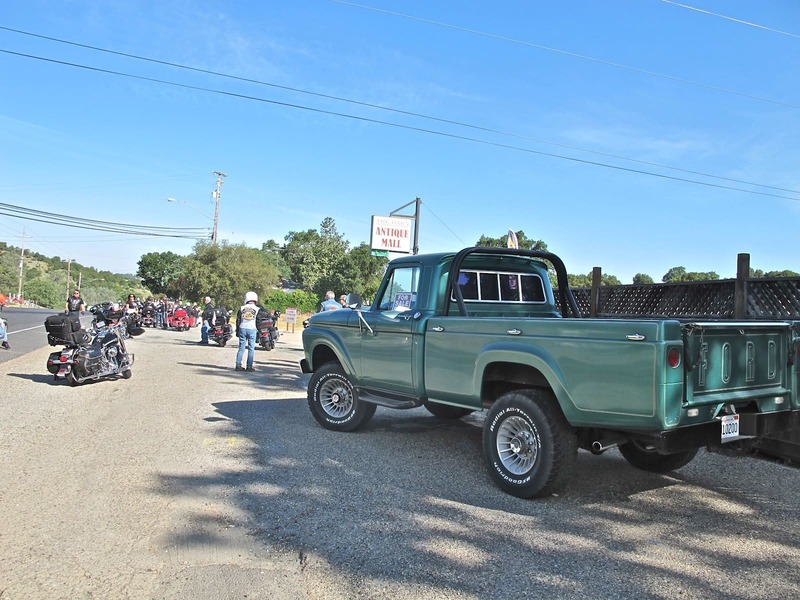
[235,291,260,372]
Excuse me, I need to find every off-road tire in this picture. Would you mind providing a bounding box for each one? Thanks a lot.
[308,362,376,432]
[618,441,698,473]
[483,389,577,498]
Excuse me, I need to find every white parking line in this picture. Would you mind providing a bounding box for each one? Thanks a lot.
[7,325,45,336]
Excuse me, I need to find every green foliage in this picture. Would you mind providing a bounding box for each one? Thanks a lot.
[751,268,800,278]
[281,218,387,300]
[260,289,320,314]
[662,267,719,283]
[284,217,349,296]
[632,273,654,285]
[567,272,621,287]
[261,240,291,279]
[23,278,62,309]
[137,251,185,294]
[177,241,281,309]
[476,230,548,251]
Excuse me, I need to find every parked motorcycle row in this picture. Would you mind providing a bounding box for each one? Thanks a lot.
[138,300,197,331]
[43,300,284,384]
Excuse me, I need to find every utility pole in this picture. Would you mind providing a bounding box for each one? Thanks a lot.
[62,258,73,297]
[17,229,28,299]
[211,171,227,245]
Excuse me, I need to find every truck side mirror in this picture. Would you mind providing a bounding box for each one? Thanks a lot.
[345,293,362,309]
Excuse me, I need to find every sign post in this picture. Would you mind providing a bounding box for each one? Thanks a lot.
[284,307,297,334]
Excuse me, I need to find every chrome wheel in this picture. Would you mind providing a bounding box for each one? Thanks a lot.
[319,376,354,418]
[496,415,539,475]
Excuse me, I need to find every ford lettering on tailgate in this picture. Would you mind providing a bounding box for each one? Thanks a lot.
[685,322,790,401]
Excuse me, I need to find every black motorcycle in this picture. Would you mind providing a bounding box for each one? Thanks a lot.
[258,309,281,351]
[140,303,157,327]
[45,308,144,386]
[209,307,233,347]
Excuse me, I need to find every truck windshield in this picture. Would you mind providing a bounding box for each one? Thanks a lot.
[377,266,420,311]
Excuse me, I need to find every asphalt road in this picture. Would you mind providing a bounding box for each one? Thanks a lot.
[0,307,95,363]
[1,325,799,599]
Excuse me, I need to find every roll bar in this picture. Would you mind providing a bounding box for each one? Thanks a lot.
[445,247,582,318]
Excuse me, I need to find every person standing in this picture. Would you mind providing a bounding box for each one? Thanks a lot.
[0,316,9,349]
[200,296,215,345]
[319,290,340,312]
[235,291,259,372]
[65,289,85,316]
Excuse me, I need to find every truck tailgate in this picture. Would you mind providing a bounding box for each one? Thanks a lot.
[683,321,793,407]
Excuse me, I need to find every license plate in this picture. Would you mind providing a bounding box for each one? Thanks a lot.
[721,414,740,441]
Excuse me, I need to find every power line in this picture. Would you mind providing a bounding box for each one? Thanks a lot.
[327,0,800,109]
[1,48,798,204]
[1,27,798,196]
[660,1,800,39]
[0,201,211,239]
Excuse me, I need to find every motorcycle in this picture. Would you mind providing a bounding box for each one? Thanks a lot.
[167,306,191,331]
[209,307,233,347]
[258,309,281,351]
[140,303,157,327]
[44,307,144,386]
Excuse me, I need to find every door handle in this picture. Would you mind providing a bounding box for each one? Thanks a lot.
[626,334,646,341]
[507,329,522,336]
[431,326,444,332]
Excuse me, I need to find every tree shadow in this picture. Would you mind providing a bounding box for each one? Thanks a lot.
[151,398,800,597]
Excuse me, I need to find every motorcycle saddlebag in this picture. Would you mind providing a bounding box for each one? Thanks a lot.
[45,314,84,346]
[46,351,63,374]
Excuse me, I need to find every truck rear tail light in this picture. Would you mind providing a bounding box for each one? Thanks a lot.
[668,348,681,368]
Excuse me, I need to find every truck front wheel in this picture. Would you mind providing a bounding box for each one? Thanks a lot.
[308,363,376,432]
[483,389,577,498]
[618,441,698,473]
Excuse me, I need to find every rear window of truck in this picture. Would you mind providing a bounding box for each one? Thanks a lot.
[456,270,546,303]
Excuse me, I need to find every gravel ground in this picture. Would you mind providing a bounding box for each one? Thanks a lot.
[1,326,799,599]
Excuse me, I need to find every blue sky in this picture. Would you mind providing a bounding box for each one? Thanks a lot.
[1,0,799,282]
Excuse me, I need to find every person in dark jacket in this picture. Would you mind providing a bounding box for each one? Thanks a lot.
[200,296,215,344]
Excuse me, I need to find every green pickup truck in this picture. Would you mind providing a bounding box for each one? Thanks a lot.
[300,247,800,498]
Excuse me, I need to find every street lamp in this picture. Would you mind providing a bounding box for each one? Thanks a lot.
[166,197,214,242]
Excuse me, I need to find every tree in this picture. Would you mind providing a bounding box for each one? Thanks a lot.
[23,278,62,309]
[475,230,548,251]
[632,273,654,285]
[178,241,281,309]
[137,251,185,294]
[338,243,389,301]
[751,268,800,278]
[662,267,719,283]
[568,272,621,287]
[283,217,350,297]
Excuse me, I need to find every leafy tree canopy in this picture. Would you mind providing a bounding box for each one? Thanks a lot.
[662,267,719,283]
[137,251,185,294]
[475,230,548,251]
[632,273,654,285]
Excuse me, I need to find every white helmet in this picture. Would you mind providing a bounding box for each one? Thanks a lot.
[245,291,258,303]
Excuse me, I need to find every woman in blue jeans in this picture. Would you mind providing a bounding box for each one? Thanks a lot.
[235,291,260,371]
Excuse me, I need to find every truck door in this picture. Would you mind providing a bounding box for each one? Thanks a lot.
[358,264,422,396]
